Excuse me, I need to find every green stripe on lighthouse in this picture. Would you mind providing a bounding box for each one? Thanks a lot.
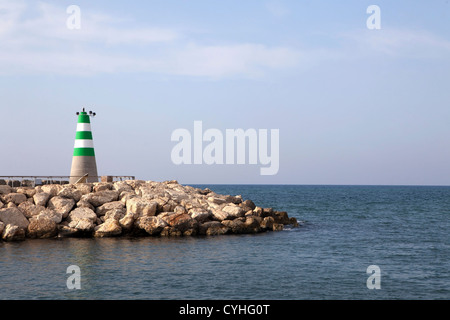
[75,131,93,139]
[73,148,96,156]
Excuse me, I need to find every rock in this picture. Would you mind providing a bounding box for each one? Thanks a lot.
[0,221,4,234]
[113,181,134,194]
[76,199,95,211]
[47,196,75,219]
[17,202,46,219]
[0,185,12,195]
[289,217,299,227]
[39,208,63,224]
[16,187,36,198]
[253,206,263,217]
[243,216,261,233]
[57,225,79,238]
[207,196,227,205]
[0,201,3,209]
[225,195,243,204]
[96,201,125,216]
[174,205,187,214]
[126,198,157,217]
[221,219,247,234]
[119,191,137,205]
[222,205,245,218]
[211,208,232,221]
[27,216,57,239]
[0,207,29,229]
[242,199,256,210]
[103,209,125,222]
[94,219,122,237]
[3,193,27,206]
[33,192,51,206]
[188,207,212,222]
[119,212,138,231]
[198,221,229,236]
[135,216,167,235]
[58,186,83,202]
[160,226,183,237]
[81,190,119,207]
[272,223,284,231]
[263,207,275,217]
[41,184,62,197]
[260,216,275,230]
[68,218,95,233]
[68,207,97,223]
[274,211,289,224]
[93,182,113,192]
[74,183,92,195]
[162,213,198,234]
[161,200,176,212]
[2,224,25,241]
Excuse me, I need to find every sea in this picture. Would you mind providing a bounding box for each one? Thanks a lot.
[0,185,448,300]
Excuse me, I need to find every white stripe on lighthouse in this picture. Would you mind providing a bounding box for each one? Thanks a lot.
[74,139,95,148]
[77,123,92,132]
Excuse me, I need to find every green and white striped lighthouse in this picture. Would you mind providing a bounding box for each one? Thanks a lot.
[69,108,99,183]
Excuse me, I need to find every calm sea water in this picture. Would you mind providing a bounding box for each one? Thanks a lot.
[0,185,448,300]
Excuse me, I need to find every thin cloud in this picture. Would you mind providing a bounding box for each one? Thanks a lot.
[338,28,450,59]
[0,1,304,78]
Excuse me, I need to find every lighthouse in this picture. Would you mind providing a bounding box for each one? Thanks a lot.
[69,108,99,183]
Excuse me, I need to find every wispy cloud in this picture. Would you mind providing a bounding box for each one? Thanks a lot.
[1,1,448,78]
[0,1,303,78]
[338,28,450,59]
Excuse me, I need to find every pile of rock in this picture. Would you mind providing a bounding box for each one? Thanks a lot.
[0,180,298,241]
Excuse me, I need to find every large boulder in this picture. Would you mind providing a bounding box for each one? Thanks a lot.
[68,207,97,223]
[96,201,125,217]
[47,196,75,219]
[274,211,290,224]
[162,213,198,234]
[102,209,125,222]
[188,207,212,222]
[81,190,119,207]
[3,193,27,206]
[198,221,229,236]
[41,185,62,197]
[57,186,83,202]
[0,185,12,195]
[126,198,157,217]
[119,211,138,231]
[2,224,25,241]
[18,202,46,219]
[33,192,51,207]
[39,208,63,224]
[68,218,95,233]
[135,216,167,235]
[222,205,245,219]
[221,218,259,234]
[0,207,29,229]
[94,219,122,237]
[27,216,57,239]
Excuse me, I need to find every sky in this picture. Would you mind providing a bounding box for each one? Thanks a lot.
[0,0,449,185]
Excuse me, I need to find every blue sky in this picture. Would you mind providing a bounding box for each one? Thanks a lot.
[0,0,449,185]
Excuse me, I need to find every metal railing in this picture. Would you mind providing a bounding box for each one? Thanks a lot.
[0,175,135,187]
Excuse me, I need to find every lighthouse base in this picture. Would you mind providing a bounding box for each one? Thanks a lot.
[70,156,99,184]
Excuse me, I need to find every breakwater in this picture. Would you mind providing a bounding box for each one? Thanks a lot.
[0,180,298,241]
